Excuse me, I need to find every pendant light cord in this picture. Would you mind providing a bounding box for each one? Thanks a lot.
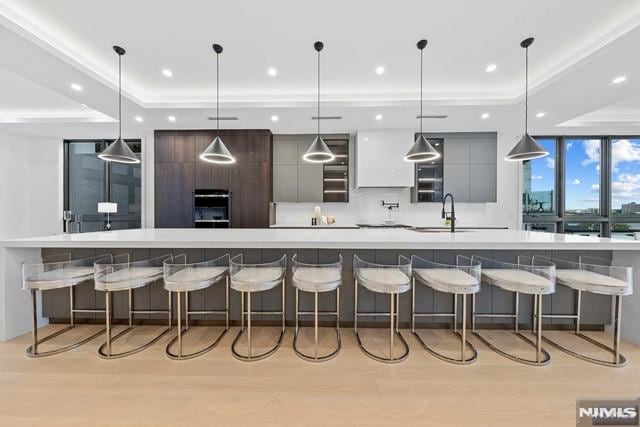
[420,46,423,135]
[118,52,122,138]
[317,48,320,137]
[216,51,220,134]
[525,45,528,134]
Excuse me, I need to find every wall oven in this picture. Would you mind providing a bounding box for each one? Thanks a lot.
[193,189,231,228]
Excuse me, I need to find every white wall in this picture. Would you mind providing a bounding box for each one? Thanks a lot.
[0,129,62,239]
[275,128,522,228]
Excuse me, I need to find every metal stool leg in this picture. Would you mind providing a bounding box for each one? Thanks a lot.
[98,285,173,360]
[472,290,550,366]
[355,284,409,364]
[293,286,341,362]
[541,291,627,367]
[25,287,105,358]
[232,281,285,362]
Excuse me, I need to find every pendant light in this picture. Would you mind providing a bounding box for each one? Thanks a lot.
[505,37,549,161]
[302,41,335,163]
[404,39,440,163]
[200,43,236,164]
[98,46,140,164]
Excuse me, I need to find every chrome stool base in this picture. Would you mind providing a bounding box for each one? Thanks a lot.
[26,288,105,358]
[165,282,230,360]
[231,281,285,362]
[411,283,477,365]
[293,288,341,362]
[412,330,477,365]
[473,330,551,366]
[473,292,551,367]
[539,292,625,367]
[354,280,409,364]
[98,289,173,360]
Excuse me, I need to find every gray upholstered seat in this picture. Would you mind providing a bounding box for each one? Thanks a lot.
[230,267,284,292]
[481,269,554,295]
[555,269,632,296]
[414,268,480,294]
[292,266,341,292]
[164,266,227,292]
[356,268,411,294]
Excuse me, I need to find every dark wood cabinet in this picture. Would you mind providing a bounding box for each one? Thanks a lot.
[154,129,272,228]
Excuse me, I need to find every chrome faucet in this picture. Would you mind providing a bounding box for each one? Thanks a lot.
[442,193,456,233]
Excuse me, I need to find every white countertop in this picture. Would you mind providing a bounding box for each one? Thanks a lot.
[2,228,640,250]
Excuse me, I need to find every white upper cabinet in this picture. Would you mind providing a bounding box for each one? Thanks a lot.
[355,129,415,187]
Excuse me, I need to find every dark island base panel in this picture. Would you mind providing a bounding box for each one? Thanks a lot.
[40,248,613,328]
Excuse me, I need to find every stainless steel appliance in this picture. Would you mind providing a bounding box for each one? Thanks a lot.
[193,189,231,228]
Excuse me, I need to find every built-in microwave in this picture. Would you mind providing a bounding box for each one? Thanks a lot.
[193,189,231,228]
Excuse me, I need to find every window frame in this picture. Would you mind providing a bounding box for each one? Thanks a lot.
[522,135,640,237]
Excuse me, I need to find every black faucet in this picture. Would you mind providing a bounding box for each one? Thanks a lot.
[442,193,456,233]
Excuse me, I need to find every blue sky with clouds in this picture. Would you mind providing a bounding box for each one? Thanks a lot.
[529,138,640,212]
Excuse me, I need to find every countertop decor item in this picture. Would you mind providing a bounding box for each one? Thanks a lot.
[404,39,440,163]
[302,41,335,163]
[97,202,118,231]
[505,38,549,161]
[97,46,140,164]
[200,44,236,164]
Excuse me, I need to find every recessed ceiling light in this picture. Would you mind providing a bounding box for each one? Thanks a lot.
[375,114,383,120]
[135,116,143,122]
[536,112,546,118]
[612,75,627,84]
[375,66,385,75]
[481,113,490,119]
[486,64,497,73]
[162,69,173,78]
[271,115,279,122]
[70,83,83,91]
[168,115,176,122]
[267,67,277,77]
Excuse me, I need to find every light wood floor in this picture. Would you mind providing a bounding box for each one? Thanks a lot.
[0,324,638,426]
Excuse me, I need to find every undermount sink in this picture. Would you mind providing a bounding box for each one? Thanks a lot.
[409,227,470,233]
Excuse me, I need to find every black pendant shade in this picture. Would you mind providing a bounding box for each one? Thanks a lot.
[98,45,140,164]
[200,43,236,164]
[302,41,335,163]
[405,39,440,163]
[505,37,549,162]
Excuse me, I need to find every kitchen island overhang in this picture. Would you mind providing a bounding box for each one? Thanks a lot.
[1,228,639,344]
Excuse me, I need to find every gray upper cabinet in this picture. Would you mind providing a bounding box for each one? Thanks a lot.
[297,164,323,202]
[415,132,497,203]
[273,135,323,203]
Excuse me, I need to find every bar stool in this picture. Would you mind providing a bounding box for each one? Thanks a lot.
[163,254,230,360]
[411,255,481,364]
[21,253,112,357]
[94,253,174,359]
[291,254,343,362]
[353,254,411,363]
[470,255,555,366]
[230,254,286,362]
[533,255,631,367]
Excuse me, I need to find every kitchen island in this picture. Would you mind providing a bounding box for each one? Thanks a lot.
[1,228,639,343]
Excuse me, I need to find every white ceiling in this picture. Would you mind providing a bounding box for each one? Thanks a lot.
[0,0,639,136]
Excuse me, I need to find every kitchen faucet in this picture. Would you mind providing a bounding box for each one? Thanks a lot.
[442,193,456,233]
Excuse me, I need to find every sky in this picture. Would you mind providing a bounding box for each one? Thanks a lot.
[528,138,640,213]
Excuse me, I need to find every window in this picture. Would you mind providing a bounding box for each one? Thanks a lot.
[564,138,601,215]
[64,139,142,232]
[523,138,556,214]
[611,138,640,216]
[610,223,640,240]
[522,135,640,238]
